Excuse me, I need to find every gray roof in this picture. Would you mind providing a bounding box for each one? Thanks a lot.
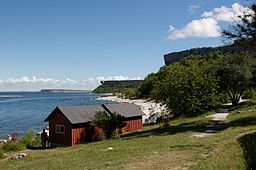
[45,103,145,124]
[60,105,107,124]
[103,103,145,118]
[45,105,106,124]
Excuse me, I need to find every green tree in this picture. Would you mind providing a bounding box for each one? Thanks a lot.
[92,111,126,139]
[136,73,158,98]
[153,59,218,117]
[215,52,255,106]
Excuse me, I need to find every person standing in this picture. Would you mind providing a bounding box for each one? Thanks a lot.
[8,134,12,142]
[41,129,47,148]
[11,134,17,142]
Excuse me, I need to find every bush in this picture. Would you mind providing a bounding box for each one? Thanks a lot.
[3,142,24,152]
[92,111,126,139]
[0,149,5,159]
[32,134,41,146]
[19,129,40,148]
[243,88,256,99]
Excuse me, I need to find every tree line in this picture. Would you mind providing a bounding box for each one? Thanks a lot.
[135,3,256,117]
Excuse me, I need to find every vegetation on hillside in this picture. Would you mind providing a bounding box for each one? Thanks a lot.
[93,80,142,99]
[137,50,256,116]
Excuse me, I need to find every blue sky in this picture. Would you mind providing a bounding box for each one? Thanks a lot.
[0,0,251,90]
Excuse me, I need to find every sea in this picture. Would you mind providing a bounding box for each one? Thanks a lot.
[0,92,111,139]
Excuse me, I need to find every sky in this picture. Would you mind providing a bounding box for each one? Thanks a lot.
[0,0,253,91]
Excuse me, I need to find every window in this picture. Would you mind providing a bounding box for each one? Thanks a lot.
[55,124,65,134]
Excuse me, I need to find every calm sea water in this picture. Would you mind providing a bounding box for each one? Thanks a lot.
[0,92,110,138]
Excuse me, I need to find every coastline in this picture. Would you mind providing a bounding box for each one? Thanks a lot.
[98,95,167,123]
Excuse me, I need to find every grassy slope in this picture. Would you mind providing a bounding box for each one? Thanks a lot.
[0,106,255,169]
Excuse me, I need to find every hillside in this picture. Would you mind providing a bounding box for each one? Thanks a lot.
[164,41,256,65]
[0,101,256,169]
[93,80,142,93]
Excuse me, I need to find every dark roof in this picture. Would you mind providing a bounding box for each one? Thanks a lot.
[45,105,106,124]
[45,103,145,124]
[103,103,145,118]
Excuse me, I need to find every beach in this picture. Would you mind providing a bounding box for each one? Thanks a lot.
[98,95,167,123]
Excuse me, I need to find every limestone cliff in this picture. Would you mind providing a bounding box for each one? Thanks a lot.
[164,42,256,65]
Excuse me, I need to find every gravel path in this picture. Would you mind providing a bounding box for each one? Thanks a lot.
[192,111,229,138]
[206,112,229,121]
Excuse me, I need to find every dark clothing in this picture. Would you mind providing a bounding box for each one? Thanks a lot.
[41,131,48,148]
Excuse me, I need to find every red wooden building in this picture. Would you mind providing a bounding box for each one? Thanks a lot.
[44,103,144,146]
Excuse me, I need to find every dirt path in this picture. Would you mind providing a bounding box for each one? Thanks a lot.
[192,110,229,138]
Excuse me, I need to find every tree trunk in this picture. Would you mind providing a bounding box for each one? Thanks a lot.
[229,90,241,106]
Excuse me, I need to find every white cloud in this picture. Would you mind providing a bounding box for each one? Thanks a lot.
[168,18,221,40]
[188,2,202,14]
[201,3,252,22]
[167,3,253,40]
[0,76,142,91]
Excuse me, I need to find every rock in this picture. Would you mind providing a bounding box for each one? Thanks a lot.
[11,153,27,160]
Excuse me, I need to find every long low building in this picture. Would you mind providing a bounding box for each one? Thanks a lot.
[44,103,145,146]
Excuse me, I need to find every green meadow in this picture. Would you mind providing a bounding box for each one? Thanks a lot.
[0,102,255,170]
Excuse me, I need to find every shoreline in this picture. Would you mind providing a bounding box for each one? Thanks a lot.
[98,95,167,123]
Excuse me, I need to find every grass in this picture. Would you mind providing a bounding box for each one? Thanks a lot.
[0,104,256,169]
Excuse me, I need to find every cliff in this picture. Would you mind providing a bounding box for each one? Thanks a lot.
[164,41,256,65]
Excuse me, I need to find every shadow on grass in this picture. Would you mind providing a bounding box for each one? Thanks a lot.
[238,132,256,170]
[122,114,256,140]
[27,145,57,150]
[122,119,227,140]
[227,116,256,127]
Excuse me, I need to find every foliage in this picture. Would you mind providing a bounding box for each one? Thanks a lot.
[215,52,255,105]
[222,3,256,45]
[151,58,219,116]
[3,142,24,152]
[122,88,137,99]
[243,87,256,99]
[19,129,35,147]
[222,4,256,44]
[0,149,5,159]
[19,129,41,148]
[93,80,142,94]
[92,111,126,139]
[136,73,158,98]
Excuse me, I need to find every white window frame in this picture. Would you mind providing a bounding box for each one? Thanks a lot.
[55,124,65,134]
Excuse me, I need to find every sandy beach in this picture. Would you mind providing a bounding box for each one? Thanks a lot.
[98,95,167,123]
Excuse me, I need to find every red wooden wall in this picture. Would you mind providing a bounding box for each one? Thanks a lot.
[71,124,103,145]
[48,112,143,146]
[124,116,142,133]
[48,109,72,146]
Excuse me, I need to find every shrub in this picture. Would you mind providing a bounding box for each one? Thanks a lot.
[32,134,41,146]
[19,129,40,148]
[3,142,24,152]
[243,88,256,99]
[0,149,5,159]
[92,111,126,139]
